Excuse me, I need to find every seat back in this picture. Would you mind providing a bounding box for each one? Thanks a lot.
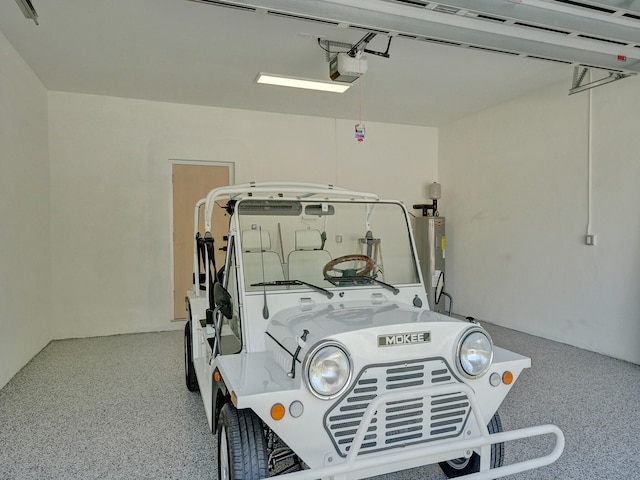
[287,230,331,286]
[241,230,284,288]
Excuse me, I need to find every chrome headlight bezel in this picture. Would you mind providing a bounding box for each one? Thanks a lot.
[456,328,494,379]
[303,341,352,400]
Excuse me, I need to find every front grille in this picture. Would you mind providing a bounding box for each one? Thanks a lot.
[324,358,470,457]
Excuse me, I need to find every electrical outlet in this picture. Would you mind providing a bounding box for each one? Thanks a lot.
[585,234,597,246]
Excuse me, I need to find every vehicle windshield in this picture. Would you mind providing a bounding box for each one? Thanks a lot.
[237,199,420,292]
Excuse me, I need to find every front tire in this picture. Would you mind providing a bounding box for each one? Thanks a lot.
[439,412,504,478]
[184,320,199,392]
[217,403,268,480]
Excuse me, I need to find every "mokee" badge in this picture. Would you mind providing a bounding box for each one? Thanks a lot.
[378,331,431,347]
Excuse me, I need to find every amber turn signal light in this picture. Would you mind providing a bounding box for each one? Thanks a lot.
[502,371,514,385]
[271,403,286,421]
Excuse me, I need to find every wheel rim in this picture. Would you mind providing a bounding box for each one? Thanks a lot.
[219,424,230,480]
[447,456,471,470]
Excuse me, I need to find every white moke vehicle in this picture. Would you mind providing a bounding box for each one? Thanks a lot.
[184,183,564,480]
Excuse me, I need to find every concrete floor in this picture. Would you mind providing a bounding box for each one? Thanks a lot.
[1,323,638,479]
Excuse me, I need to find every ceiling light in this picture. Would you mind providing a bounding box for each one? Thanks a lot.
[15,0,39,25]
[256,73,350,93]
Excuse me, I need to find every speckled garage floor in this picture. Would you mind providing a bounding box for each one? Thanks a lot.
[1,324,638,479]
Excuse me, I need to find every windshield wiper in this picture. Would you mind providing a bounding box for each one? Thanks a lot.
[327,275,400,295]
[365,276,400,295]
[251,280,334,298]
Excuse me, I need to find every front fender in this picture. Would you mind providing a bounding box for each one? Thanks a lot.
[211,368,230,432]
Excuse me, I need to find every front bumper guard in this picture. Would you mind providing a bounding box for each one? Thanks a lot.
[270,382,564,480]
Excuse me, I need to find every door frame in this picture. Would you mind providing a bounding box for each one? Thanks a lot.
[169,159,235,322]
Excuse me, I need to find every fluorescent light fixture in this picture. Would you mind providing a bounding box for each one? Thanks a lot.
[256,73,350,93]
[15,0,39,25]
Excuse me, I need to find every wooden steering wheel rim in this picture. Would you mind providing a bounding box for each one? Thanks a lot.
[323,254,375,278]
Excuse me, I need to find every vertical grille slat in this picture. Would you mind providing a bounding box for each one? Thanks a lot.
[358,378,378,385]
[324,358,471,457]
[328,412,365,422]
[385,402,424,413]
[431,426,458,435]
[386,410,424,422]
[432,395,468,405]
[331,420,362,430]
[430,418,464,428]
[339,404,369,412]
[347,394,377,403]
[354,386,377,394]
[387,365,425,374]
[386,418,423,429]
[385,432,423,444]
[387,380,425,389]
[431,410,467,420]
[386,372,425,382]
[431,402,470,413]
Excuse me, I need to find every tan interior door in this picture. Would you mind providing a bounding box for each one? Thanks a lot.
[173,164,230,320]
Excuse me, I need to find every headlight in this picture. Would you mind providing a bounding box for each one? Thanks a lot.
[305,343,352,399]
[457,329,493,378]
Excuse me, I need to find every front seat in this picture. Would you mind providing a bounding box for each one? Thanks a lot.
[241,229,284,288]
[287,229,331,286]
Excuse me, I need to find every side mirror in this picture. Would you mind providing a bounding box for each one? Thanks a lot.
[214,282,233,319]
[434,271,444,305]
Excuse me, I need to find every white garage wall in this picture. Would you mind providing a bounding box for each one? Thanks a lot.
[440,78,640,364]
[0,31,51,388]
[48,92,438,339]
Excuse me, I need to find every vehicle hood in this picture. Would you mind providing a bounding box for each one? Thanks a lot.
[266,302,460,360]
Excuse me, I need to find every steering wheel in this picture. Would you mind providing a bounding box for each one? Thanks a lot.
[323,254,375,281]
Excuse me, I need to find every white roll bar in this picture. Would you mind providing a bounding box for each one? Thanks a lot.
[192,198,206,292]
[202,182,379,231]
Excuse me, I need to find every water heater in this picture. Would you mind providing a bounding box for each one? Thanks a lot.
[413,216,445,313]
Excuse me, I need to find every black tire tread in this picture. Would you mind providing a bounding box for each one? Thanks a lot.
[488,411,504,469]
[439,411,504,478]
[219,403,269,479]
[184,321,199,392]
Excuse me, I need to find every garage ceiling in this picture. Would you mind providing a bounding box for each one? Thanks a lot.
[2,0,639,126]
